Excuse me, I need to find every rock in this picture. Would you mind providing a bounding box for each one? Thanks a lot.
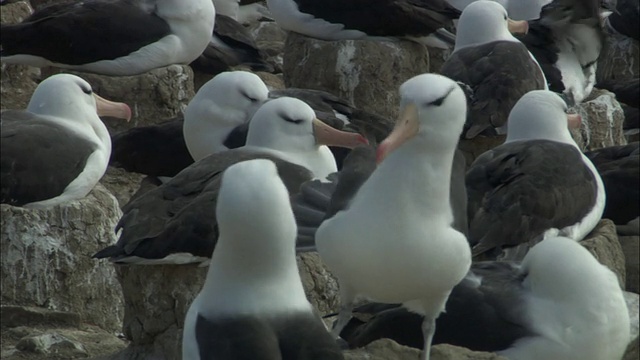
[15,332,87,355]
[65,65,195,135]
[99,167,146,209]
[571,88,627,151]
[344,339,505,360]
[113,264,207,360]
[297,252,340,316]
[0,1,40,112]
[283,32,430,120]
[597,27,640,83]
[620,236,639,293]
[1,306,81,329]
[624,292,639,360]
[249,21,288,72]
[0,184,125,333]
[581,219,626,288]
[256,71,286,91]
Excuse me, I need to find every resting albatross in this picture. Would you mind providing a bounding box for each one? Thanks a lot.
[110,71,388,177]
[340,236,631,360]
[466,90,605,260]
[93,97,366,264]
[182,159,343,360]
[0,0,215,76]
[1,74,131,208]
[266,0,461,49]
[315,73,472,360]
[440,0,547,139]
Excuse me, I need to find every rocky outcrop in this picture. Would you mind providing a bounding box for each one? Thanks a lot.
[66,66,195,135]
[0,306,127,360]
[344,340,506,360]
[571,88,627,151]
[597,26,640,83]
[110,252,339,359]
[620,236,640,293]
[624,292,640,360]
[283,32,430,120]
[0,184,124,333]
[99,167,147,209]
[581,219,626,288]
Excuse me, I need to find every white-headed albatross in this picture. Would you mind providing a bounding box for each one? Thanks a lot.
[93,97,367,265]
[441,0,547,139]
[181,159,344,360]
[466,90,605,260]
[1,74,131,208]
[266,0,461,49]
[109,71,388,177]
[314,73,472,360]
[339,236,631,360]
[0,0,215,76]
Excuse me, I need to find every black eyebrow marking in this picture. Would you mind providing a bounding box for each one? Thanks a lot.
[428,85,456,106]
[239,89,258,101]
[80,85,92,95]
[277,110,303,124]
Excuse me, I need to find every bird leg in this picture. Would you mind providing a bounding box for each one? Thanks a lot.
[421,316,436,360]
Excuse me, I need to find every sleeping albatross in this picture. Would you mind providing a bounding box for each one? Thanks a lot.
[110,71,388,177]
[466,90,604,260]
[1,74,131,208]
[440,0,547,139]
[182,159,344,360]
[340,236,631,360]
[93,97,366,264]
[0,0,215,76]
[314,73,472,360]
[266,0,461,49]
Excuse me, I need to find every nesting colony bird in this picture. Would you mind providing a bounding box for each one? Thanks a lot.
[94,97,367,265]
[182,159,344,360]
[466,90,605,260]
[314,74,472,360]
[1,74,131,208]
[516,0,608,105]
[341,237,631,360]
[266,0,461,49]
[441,0,547,139]
[0,0,215,76]
[446,0,553,20]
[110,71,387,178]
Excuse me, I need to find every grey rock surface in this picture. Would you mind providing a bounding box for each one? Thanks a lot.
[283,33,430,120]
[620,236,640,293]
[99,167,147,209]
[597,27,640,83]
[581,219,627,288]
[344,339,506,360]
[571,88,627,151]
[0,184,124,333]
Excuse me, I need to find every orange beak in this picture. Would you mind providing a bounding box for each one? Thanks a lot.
[312,119,368,148]
[507,19,529,35]
[567,113,582,129]
[94,93,131,121]
[376,103,419,164]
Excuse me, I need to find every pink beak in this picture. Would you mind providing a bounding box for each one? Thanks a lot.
[94,93,131,121]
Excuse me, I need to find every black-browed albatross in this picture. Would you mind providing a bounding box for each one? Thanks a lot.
[266,0,461,49]
[0,0,215,76]
[313,73,472,360]
[93,97,367,264]
[1,74,131,208]
[466,90,605,260]
[181,159,344,360]
[440,0,547,139]
[339,236,631,360]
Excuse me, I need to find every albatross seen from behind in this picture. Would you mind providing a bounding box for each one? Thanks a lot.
[182,159,344,360]
[316,73,472,360]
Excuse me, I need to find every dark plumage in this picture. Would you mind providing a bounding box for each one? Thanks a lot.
[585,142,640,227]
[607,0,639,40]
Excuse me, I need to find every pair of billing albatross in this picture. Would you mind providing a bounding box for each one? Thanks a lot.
[181,74,630,360]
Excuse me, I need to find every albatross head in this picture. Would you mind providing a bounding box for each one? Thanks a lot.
[376,74,467,163]
[505,90,581,145]
[27,74,131,123]
[246,97,367,153]
[454,0,529,53]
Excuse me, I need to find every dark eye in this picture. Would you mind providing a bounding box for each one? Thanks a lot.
[504,15,508,20]
[283,118,303,124]
[81,86,92,95]
[248,97,258,102]
[426,95,446,107]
